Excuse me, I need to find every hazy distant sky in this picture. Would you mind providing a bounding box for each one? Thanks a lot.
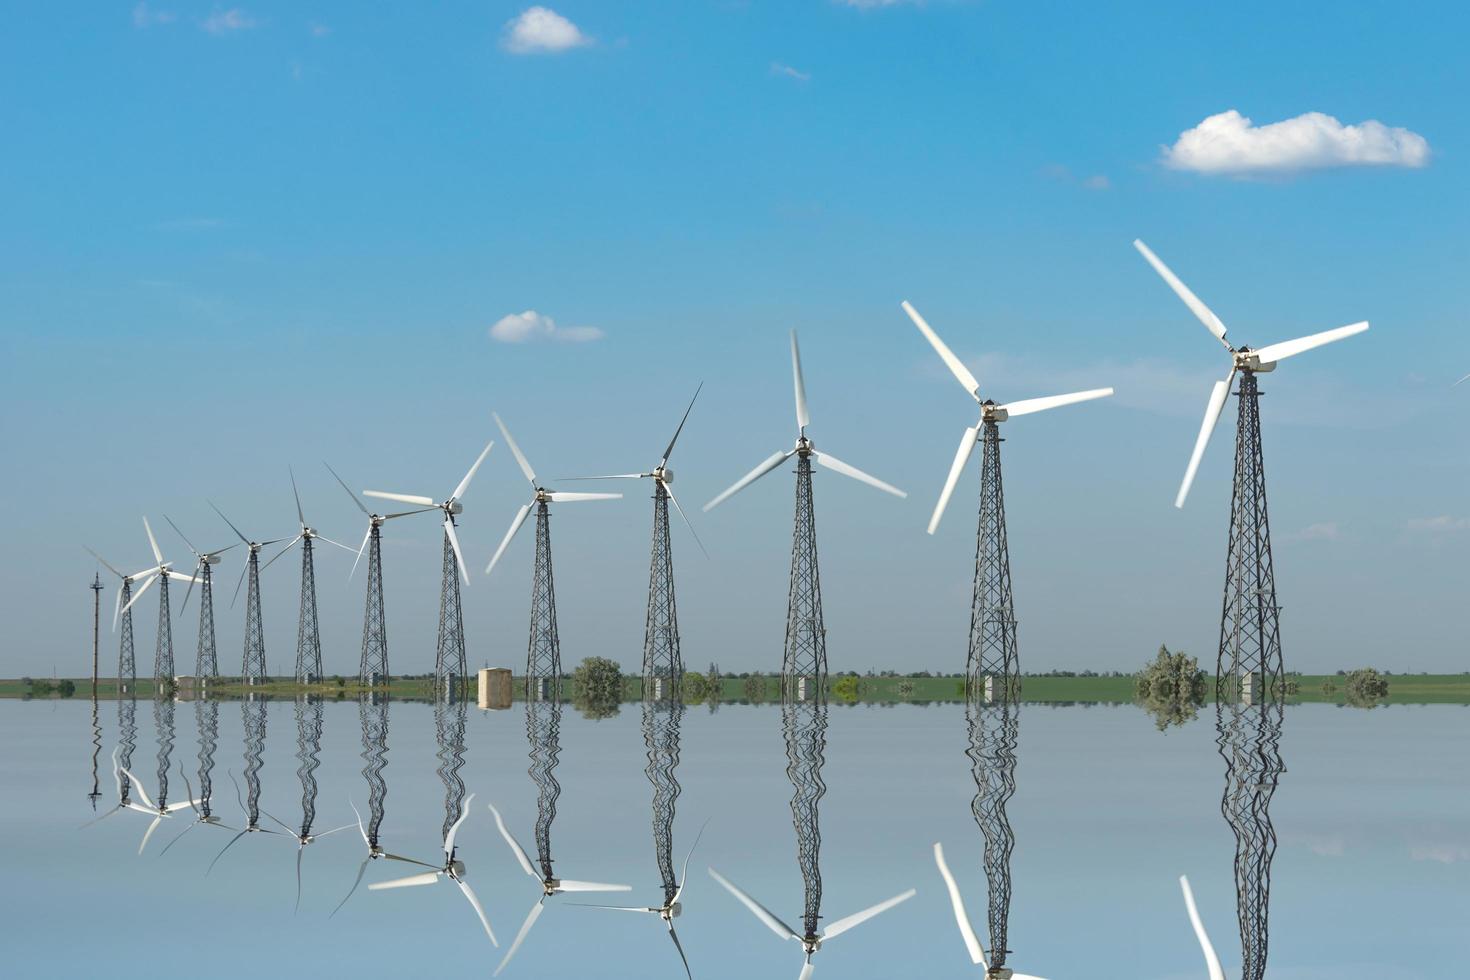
[2,2,1467,676]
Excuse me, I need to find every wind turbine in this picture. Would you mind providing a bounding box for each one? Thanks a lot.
[262,469,356,684]
[210,502,287,684]
[364,439,494,696]
[84,547,151,688]
[708,868,915,980]
[484,414,621,699]
[1133,239,1368,696]
[703,331,905,695]
[118,517,197,686]
[567,385,705,696]
[900,301,1112,698]
[933,843,1049,980]
[118,760,200,856]
[369,793,498,948]
[324,462,433,686]
[488,802,631,976]
[333,799,440,917]
[163,516,237,680]
[1178,875,1228,980]
[208,699,280,875]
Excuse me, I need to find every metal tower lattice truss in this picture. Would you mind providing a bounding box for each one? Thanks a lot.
[1218,372,1283,700]
[153,697,176,811]
[782,453,825,700]
[966,700,1020,968]
[294,538,322,684]
[195,699,219,820]
[359,696,390,848]
[154,575,174,685]
[526,698,563,880]
[782,698,828,939]
[526,503,562,700]
[1217,699,1284,980]
[242,549,268,683]
[117,696,138,805]
[118,579,137,687]
[295,697,324,839]
[241,697,268,828]
[643,483,682,695]
[968,422,1019,700]
[435,526,467,699]
[195,564,218,679]
[642,700,685,904]
[359,523,389,686]
[436,699,468,847]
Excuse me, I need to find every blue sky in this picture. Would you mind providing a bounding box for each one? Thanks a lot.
[2,1,1468,676]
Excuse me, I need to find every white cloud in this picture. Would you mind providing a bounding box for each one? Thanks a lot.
[771,62,811,82]
[1162,110,1430,176]
[1081,174,1110,190]
[489,310,604,344]
[309,22,331,37]
[201,8,257,34]
[132,3,175,27]
[1285,522,1341,543]
[836,0,923,7]
[1406,516,1470,533]
[1043,164,1111,191]
[501,7,591,54]
[1410,842,1470,864]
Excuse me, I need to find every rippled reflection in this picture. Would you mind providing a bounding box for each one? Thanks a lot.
[209,696,278,872]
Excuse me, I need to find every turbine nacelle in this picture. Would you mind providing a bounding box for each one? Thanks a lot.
[1233,347,1278,373]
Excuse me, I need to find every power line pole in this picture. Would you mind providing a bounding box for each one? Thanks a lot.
[90,572,102,697]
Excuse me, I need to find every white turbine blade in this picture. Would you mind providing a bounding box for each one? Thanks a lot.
[1132,240,1232,350]
[661,382,703,467]
[798,958,815,980]
[350,526,371,580]
[488,803,539,879]
[668,922,693,980]
[562,473,645,480]
[934,842,987,967]
[208,501,251,547]
[813,451,906,499]
[999,387,1114,417]
[545,491,622,503]
[452,439,495,501]
[671,819,710,904]
[484,503,532,577]
[1251,321,1369,366]
[120,766,157,811]
[790,330,811,432]
[703,449,796,512]
[493,412,538,487]
[494,899,545,977]
[166,572,198,586]
[1010,974,1051,980]
[128,565,158,581]
[819,889,915,941]
[119,574,157,616]
[457,878,499,947]
[165,799,202,814]
[663,484,709,559]
[369,871,442,890]
[259,537,301,573]
[445,792,475,860]
[350,799,369,847]
[1179,876,1226,980]
[1454,373,1470,388]
[1176,370,1235,509]
[143,517,163,563]
[708,868,801,941]
[139,815,163,855]
[324,461,371,515]
[316,535,357,554]
[556,880,632,893]
[363,490,437,508]
[570,904,655,912]
[443,519,471,586]
[112,585,122,633]
[289,467,305,526]
[86,547,126,580]
[901,300,981,398]
[929,426,978,535]
[180,565,197,612]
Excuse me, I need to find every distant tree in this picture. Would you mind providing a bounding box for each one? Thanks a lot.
[1344,668,1389,707]
[896,679,915,700]
[1135,645,1206,731]
[335,675,346,688]
[742,673,768,703]
[571,657,623,719]
[682,671,711,704]
[704,663,723,703]
[20,677,33,687]
[57,679,76,698]
[833,676,861,703]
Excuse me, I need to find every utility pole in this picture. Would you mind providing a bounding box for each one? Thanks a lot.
[90,572,103,697]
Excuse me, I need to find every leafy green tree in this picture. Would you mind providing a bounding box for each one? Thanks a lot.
[742,673,768,702]
[705,663,723,702]
[57,679,76,698]
[571,657,623,719]
[832,675,861,703]
[1135,645,1206,731]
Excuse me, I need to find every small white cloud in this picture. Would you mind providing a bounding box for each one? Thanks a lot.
[1163,109,1430,176]
[133,3,175,27]
[1082,174,1111,190]
[490,310,604,344]
[771,62,811,82]
[836,0,922,7]
[501,7,592,54]
[201,8,257,34]
[1406,516,1470,533]
[1043,165,1111,191]
[309,22,331,37]
[1410,842,1470,864]
[1285,522,1340,543]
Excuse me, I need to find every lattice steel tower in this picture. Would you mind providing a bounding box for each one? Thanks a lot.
[194,562,218,679]
[782,450,826,701]
[358,695,390,849]
[783,698,829,942]
[241,547,268,683]
[526,697,563,880]
[359,521,389,686]
[194,698,219,821]
[966,699,1020,969]
[526,502,561,701]
[294,537,322,684]
[1216,699,1285,980]
[154,574,174,685]
[152,696,176,811]
[118,578,136,687]
[1218,373,1283,700]
[643,482,682,696]
[436,699,469,845]
[642,700,685,905]
[435,526,467,700]
[968,422,1019,700]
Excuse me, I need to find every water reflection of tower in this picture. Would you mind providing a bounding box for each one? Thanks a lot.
[88,697,103,810]
[967,701,1019,971]
[118,694,138,807]
[436,699,469,849]
[1216,700,1285,980]
[195,699,219,822]
[152,696,177,814]
[361,695,390,853]
[241,696,268,830]
[645,701,685,911]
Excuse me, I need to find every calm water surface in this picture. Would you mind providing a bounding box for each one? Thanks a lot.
[4,697,1465,979]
